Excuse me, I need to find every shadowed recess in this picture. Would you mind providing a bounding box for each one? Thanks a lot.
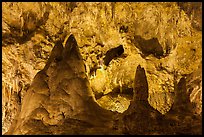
[134,35,164,59]
[103,45,124,66]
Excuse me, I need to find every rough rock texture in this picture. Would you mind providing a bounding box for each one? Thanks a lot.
[4,34,202,135]
[2,2,202,134]
[5,35,119,135]
[119,65,163,135]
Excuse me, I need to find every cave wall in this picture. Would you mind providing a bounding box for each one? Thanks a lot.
[4,34,202,135]
[2,2,202,134]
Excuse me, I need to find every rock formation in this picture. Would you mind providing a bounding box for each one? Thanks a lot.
[5,35,201,135]
[2,2,202,135]
[5,34,119,135]
[120,65,163,135]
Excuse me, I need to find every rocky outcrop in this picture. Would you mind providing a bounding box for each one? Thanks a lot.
[2,2,202,134]
[5,35,202,135]
[160,76,202,135]
[186,62,202,115]
[171,77,193,113]
[120,65,163,135]
[5,34,118,135]
[133,65,149,101]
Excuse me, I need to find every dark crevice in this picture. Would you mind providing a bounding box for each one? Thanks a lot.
[69,2,77,12]
[119,25,128,33]
[103,45,124,66]
[133,35,164,59]
[95,92,104,100]
[89,64,101,77]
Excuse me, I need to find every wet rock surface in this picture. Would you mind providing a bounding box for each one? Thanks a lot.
[2,2,202,135]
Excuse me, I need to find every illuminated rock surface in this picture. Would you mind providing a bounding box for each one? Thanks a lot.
[2,2,202,135]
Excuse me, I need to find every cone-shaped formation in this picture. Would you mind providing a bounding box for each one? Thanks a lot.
[133,65,149,102]
[121,65,162,135]
[5,36,201,135]
[162,77,202,134]
[172,77,193,113]
[5,34,119,135]
[44,40,64,71]
[63,34,83,60]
